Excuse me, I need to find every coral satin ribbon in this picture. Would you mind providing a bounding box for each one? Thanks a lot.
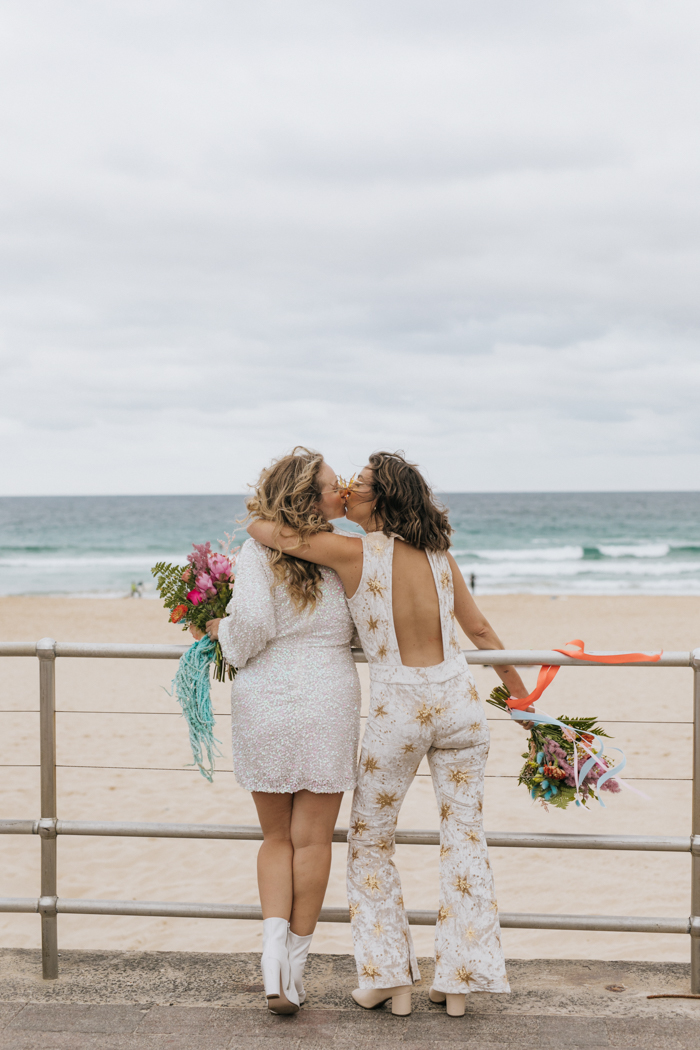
[505,639,662,711]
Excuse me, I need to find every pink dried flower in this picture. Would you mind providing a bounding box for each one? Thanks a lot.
[187,542,213,573]
[181,567,192,582]
[186,589,204,605]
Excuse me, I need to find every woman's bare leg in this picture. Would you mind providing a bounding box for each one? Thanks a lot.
[252,792,294,919]
[289,790,343,935]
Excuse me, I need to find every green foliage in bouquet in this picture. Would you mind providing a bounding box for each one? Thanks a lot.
[487,684,619,810]
[151,542,236,682]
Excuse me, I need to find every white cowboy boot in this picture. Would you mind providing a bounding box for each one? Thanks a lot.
[260,917,299,1015]
[287,930,313,1004]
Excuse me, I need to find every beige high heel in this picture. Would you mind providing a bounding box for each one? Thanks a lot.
[352,985,412,1015]
[429,988,466,1017]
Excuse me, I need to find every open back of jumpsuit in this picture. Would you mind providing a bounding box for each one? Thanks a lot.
[346,531,510,996]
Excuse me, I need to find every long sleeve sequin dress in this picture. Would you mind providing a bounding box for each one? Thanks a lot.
[218,538,361,795]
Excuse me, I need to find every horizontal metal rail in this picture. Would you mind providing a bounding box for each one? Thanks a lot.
[0,641,692,666]
[0,818,695,853]
[0,895,689,935]
[1,638,698,991]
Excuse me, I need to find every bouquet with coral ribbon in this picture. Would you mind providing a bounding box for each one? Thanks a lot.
[487,684,622,809]
[152,542,236,682]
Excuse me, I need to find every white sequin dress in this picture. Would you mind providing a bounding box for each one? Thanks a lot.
[218,538,361,794]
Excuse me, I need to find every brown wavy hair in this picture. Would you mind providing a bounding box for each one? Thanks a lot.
[367,450,452,552]
[245,447,334,611]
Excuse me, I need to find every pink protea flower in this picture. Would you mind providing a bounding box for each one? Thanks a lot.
[207,553,232,580]
[186,589,204,605]
[195,572,216,596]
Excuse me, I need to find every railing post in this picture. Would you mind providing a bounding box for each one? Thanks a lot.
[691,649,700,993]
[37,638,58,980]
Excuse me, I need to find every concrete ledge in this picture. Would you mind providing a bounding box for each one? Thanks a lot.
[0,950,698,1049]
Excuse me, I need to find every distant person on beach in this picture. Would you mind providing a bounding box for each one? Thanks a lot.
[248,451,531,1018]
[191,448,361,1015]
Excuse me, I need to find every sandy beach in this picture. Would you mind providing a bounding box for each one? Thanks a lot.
[1,594,697,964]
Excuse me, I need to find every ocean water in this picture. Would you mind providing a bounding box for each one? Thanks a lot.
[1,492,699,597]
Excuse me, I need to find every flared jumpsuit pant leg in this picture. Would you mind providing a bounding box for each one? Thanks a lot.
[347,661,510,995]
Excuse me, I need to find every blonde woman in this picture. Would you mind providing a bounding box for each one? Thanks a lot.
[194,448,361,1015]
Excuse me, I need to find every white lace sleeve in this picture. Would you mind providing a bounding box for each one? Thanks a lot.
[218,540,277,669]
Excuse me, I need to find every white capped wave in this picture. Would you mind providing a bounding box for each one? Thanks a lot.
[458,558,700,579]
[597,543,670,558]
[468,545,584,562]
[0,554,187,570]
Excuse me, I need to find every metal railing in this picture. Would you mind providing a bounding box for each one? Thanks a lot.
[1,638,699,991]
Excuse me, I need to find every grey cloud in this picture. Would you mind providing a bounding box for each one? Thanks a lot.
[1,0,699,493]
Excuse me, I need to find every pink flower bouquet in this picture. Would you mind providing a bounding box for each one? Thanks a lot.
[152,542,237,682]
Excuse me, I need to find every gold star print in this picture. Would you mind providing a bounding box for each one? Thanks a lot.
[397,895,404,908]
[465,829,480,843]
[402,743,416,754]
[439,801,453,821]
[349,902,360,920]
[466,925,477,943]
[440,570,451,588]
[371,541,385,554]
[449,607,456,619]
[468,721,482,733]
[468,683,479,703]
[490,899,499,912]
[363,873,381,893]
[448,768,471,788]
[373,922,384,936]
[433,704,446,718]
[435,951,441,965]
[350,847,359,862]
[377,839,392,852]
[437,905,452,924]
[455,966,474,985]
[373,703,388,718]
[454,874,473,897]
[440,844,452,859]
[360,962,381,980]
[363,754,380,775]
[351,818,368,837]
[415,703,433,727]
[376,791,398,810]
[477,799,483,813]
[366,615,381,633]
[366,576,385,596]
[376,644,388,659]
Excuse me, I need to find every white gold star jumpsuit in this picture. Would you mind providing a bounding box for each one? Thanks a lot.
[346,532,509,996]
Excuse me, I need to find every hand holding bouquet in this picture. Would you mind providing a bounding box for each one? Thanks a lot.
[487,684,622,810]
[152,542,236,682]
[151,541,238,781]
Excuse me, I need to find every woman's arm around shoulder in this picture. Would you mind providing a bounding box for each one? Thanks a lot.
[247,520,364,596]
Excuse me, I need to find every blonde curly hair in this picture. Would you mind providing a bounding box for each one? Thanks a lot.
[245,447,334,611]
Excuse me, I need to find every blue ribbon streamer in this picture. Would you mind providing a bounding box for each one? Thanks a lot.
[168,635,223,782]
[508,708,627,807]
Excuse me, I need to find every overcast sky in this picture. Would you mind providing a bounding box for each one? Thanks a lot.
[2,0,699,495]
